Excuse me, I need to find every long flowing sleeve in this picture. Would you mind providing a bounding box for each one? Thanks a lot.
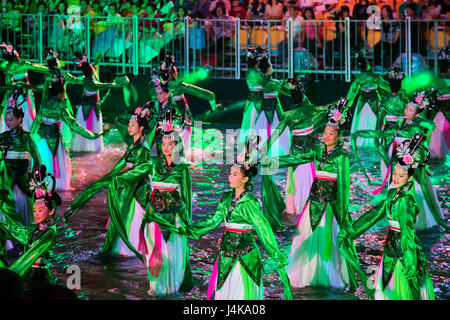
[0,220,32,244]
[65,157,127,219]
[262,77,291,97]
[397,196,419,279]
[347,201,387,240]
[106,160,153,263]
[178,81,216,107]
[23,132,41,171]
[335,152,351,228]
[266,148,316,172]
[60,107,102,140]
[243,199,292,300]
[261,117,288,156]
[351,129,393,176]
[346,78,361,107]
[8,227,57,277]
[184,192,231,240]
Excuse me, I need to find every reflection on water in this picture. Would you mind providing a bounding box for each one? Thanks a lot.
[50,125,449,300]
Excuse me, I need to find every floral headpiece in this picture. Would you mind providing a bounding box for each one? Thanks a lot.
[326,97,350,130]
[387,66,405,80]
[5,89,26,112]
[0,42,20,61]
[234,135,260,174]
[29,165,60,205]
[157,117,184,142]
[131,101,156,122]
[395,134,429,173]
[410,87,437,112]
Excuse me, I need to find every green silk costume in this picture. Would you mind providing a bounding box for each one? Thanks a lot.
[339,182,435,299]
[0,127,41,195]
[189,189,291,299]
[150,187,292,299]
[65,136,152,261]
[347,70,391,148]
[346,70,391,115]
[245,68,264,113]
[259,75,291,124]
[0,216,57,286]
[31,77,101,156]
[136,154,194,290]
[351,117,449,232]
[260,100,329,230]
[377,91,408,131]
[265,141,360,291]
[168,79,217,113]
[0,127,41,224]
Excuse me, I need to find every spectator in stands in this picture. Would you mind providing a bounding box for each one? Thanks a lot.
[177,0,194,15]
[301,6,322,56]
[206,2,234,52]
[229,0,247,19]
[263,0,283,20]
[352,0,369,20]
[246,0,266,19]
[2,0,21,45]
[276,2,303,62]
[192,0,211,18]
[421,0,442,19]
[405,2,426,56]
[398,0,420,19]
[210,0,232,16]
[80,0,93,16]
[373,4,401,68]
[91,1,103,15]
[324,5,350,68]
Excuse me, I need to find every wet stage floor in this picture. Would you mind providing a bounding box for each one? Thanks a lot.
[50,124,449,300]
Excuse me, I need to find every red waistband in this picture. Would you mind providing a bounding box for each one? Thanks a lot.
[224,227,252,233]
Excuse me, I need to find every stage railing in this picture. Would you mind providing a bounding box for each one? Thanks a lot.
[0,14,448,81]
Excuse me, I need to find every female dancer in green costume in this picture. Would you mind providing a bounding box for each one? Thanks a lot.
[68,51,130,153]
[264,100,360,290]
[348,50,390,148]
[339,134,436,300]
[260,78,330,230]
[0,165,62,288]
[64,105,153,260]
[145,136,292,300]
[31,50,104,191]
[352,88,449,231]
[0,43,50,133]
[0,99,40,226]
